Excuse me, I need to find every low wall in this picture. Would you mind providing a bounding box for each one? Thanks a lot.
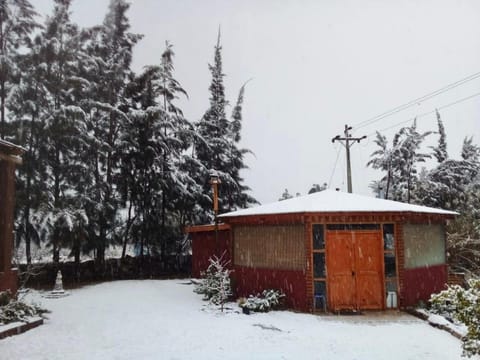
[232,266,308,311]
[18,255,191,289]
[402,264,447,306]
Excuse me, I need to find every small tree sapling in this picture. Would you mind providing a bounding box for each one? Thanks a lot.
[194,252,233,311]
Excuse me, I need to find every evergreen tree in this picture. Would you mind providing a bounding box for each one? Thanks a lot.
[118,41,201,265]
[431,110,448,163]
[81,0,142,265]
[279,189,293,201]
[0,0,38,138]
[417,137,480,211]
[369,121,431,202]
[195,32,256,221]
[38,0,89,263]
[367,131,395,199]
[308,183,327,194]
[9,32,48,264]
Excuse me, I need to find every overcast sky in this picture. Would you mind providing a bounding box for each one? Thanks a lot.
[34,0,480,205]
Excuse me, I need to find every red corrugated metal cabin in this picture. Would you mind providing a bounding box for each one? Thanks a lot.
[0,139,24,296]
[187,189,457,313]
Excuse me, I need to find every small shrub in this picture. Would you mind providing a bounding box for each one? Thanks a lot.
[0,291,48,325]
[238,289,285,313]
[430,279,480,357]
[194,253,233,310]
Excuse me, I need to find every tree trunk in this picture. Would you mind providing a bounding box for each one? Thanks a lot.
[0,80,5,139]
[121,200,134,259]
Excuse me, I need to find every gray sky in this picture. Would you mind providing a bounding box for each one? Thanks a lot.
[34,0,480,205]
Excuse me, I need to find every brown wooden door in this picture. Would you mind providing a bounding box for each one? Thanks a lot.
[326,230,384,311]
[354,231,384,309]
[327,232,356,310]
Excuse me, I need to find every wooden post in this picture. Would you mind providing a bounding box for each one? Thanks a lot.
[210,172,221,255]
[0,140,24,295]
[0,160,17,293]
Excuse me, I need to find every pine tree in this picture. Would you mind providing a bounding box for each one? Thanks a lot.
[118,42,195,264]
[8,33,49,264]
[417,137,480,211]
[195,32,256,221]
[81,0,142,265]
[38,0,89,263]
[308,183,327,194]
[431,110,448,163]
[0,0,38,139]
[279,189,293,201]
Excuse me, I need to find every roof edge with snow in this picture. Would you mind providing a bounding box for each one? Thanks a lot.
[219,189,458,218]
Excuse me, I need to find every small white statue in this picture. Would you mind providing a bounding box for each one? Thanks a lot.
[52,271,65,294]
[44,270,69,298]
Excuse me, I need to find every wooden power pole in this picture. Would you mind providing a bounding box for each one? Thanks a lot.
[332,125,366,193]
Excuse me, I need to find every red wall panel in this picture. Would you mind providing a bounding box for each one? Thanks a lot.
[402,264,447,307]
[0,269,17,295]
[191,230,232,278]
[232,266,308,311]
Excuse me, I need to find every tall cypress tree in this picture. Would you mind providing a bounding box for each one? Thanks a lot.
[81,0,142,265]
[37,0,89,263]
[0,0,38,139]
[431,109,448,163]
[119,42,195,262]
[9,31,48,264]
[195,33,256,221]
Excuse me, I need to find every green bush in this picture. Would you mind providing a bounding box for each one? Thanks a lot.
[430,279,480,357]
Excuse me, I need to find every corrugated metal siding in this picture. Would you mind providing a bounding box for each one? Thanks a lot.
[234,225,305,270]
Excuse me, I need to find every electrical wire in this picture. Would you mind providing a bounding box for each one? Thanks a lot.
[352,71,480,131]
[328,144,342,189]
[366,91,480,137]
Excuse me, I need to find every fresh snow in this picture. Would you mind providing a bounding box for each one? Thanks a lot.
[219,189,458,218]
[0,280,466,360]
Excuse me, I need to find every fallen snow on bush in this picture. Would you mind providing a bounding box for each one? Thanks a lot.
[1,280,466,360]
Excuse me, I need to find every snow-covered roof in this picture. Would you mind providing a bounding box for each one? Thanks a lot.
[219,189,458,218]
[0,139,25,155]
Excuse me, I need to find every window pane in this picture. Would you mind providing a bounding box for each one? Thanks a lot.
[327,224,380,231]
[313,224,324,249]
[384,253,396,277]
[313,253,326,278]
[314,281,327,311]
[383,224,395,250]
[403,223,445,268]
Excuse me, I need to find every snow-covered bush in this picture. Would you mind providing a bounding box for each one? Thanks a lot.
[238,289,285,313]
[194,254,233,309]
[430,279,480,357]
[0,291,48,325]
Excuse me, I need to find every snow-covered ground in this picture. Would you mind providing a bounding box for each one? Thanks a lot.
[1,280,466,360]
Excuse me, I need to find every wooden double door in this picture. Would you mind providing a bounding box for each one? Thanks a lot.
[326,230,384,311]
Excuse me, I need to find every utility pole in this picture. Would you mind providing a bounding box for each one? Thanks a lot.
[332,125,366,193]
[209,170,221,254]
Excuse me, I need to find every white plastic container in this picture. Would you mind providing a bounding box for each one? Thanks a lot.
[386,291,397,308]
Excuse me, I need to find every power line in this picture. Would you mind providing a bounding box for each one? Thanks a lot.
[352,70,480,131]
[328,144,342,189]
[366,91,480,137]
